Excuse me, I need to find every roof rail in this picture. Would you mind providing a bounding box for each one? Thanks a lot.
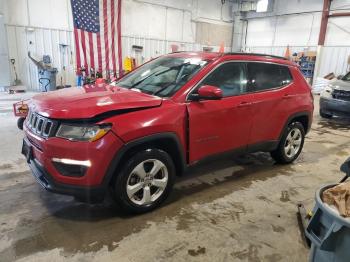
[169,51,188,54]
[224,52,288,60]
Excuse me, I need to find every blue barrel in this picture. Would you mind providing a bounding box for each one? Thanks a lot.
[38,68,58,92]
[306,184,350,262]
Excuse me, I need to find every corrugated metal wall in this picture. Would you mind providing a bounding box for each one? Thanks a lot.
[246,46,317,57]
[122,35,230,63]
[319,46,350,77]
[6,25,75,91]
[244,0,350,79]
[246,45,350,78]
[7,23,348,91]
[5,25,230,91]
[0,15,11,87]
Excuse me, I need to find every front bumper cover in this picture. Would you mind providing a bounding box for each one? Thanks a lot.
[320,96,350,117]
[26,154,106,200]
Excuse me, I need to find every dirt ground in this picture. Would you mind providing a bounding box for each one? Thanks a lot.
[1,92,349,262]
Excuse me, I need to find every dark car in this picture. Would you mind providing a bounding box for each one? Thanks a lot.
[320,72,350,118]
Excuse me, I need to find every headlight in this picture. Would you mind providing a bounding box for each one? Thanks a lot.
[320,85,333,98]
[56,124,112,142]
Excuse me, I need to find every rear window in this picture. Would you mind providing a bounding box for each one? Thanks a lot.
[247,62,293,92]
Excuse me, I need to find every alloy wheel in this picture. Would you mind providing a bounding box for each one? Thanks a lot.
[126,159,168,206]
[284,128,302,158]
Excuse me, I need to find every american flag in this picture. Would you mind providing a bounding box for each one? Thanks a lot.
[71,0,122,77]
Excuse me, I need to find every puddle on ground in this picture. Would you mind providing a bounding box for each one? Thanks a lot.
[188,246,206,256]
[0,164,13,170]
[337,150,349,157]
[1,136,345,260]
[315,117,350,132]
[280,191,290,202]
[1,152,300,259]
[271,224,285,233]
[231,243,261,262]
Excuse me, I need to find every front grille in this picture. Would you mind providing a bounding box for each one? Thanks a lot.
[332,89,350,102]
[26,111,58,138]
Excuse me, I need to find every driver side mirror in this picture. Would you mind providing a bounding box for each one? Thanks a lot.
[190,85,223,101]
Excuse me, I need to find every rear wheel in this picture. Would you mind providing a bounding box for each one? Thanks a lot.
[320,109,332,119]
[113,149,175,213]
[271,122,305,164]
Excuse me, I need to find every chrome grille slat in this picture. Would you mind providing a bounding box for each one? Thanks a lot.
[37,118,44,133]
[43,121,52,136]
[26,112,58,138]
[332,89,350,101]
[27,111,33,127]
[32,114,37,128]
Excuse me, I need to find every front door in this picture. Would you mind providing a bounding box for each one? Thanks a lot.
[187,62,254,163]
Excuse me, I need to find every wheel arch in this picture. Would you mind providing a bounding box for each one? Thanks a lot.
[102,132,187,187]
[279,111,311,141]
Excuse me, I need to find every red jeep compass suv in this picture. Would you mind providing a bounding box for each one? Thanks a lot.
[22,52,314,213]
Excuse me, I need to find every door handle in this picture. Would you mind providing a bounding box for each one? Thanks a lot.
[237,101,252,107]
[283,94,295,99]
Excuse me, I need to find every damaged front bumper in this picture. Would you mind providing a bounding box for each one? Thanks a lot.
[320,97,350,117]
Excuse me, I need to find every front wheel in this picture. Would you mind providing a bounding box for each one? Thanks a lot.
[113,149,175,213]
[17,117,25,130]
[271,122,305,164]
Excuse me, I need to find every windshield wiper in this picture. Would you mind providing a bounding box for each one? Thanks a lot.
[129,71,159,89]
[130,63,191,90]
[152,83,175,96]
[153,64,198,96]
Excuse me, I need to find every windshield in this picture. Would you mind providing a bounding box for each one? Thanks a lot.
[115,56,208,97]
[342,72,350,82]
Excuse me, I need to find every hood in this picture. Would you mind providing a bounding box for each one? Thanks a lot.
[330,79,350,92]
[30,84,162,119]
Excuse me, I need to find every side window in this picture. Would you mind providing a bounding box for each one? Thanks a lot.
[200,62,247,97]
[247,63,292,92]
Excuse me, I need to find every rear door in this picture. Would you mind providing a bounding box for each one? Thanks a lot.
[247,62,294,145]
[187,61,255,162]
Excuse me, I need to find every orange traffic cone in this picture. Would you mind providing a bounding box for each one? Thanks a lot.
[284,45,291,59]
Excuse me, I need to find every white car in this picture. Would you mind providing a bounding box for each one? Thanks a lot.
[320,72,350,118]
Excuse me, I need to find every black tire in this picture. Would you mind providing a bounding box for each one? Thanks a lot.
[113,148,175,213]
[320,109,332,119]
[271,122,305,164]
[17,117,25,130]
